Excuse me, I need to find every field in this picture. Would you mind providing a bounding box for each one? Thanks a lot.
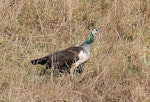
[0,0,150,102]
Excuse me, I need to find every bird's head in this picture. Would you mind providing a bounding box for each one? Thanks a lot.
[83,28,99,44]
[91,29,99,36]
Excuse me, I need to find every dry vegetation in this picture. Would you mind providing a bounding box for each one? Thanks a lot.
[0,0,150,102]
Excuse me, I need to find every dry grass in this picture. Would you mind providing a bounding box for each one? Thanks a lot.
[0,0,150,102]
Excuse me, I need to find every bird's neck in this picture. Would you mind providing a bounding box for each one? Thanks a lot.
[84,34,94,44]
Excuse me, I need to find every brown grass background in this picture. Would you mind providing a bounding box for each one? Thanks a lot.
[0,0,150,102]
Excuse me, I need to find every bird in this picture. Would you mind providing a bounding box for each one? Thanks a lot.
[31,29,99,77]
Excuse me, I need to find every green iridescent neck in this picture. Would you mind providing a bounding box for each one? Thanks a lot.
[84,34,94,44]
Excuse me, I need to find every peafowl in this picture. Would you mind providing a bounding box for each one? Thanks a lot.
[31,29,99,76]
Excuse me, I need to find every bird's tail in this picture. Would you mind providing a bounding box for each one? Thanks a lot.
[31,56,48,65]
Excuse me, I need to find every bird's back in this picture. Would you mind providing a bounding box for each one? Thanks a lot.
[51,46,83,63]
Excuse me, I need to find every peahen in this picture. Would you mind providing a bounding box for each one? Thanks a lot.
[31,29,99,76]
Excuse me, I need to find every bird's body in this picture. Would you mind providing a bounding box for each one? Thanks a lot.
[31,29,98,76]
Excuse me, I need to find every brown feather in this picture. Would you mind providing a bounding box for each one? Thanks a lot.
[31,46,84,73]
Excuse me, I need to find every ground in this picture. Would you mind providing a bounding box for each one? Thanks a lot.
[0,0,150,102]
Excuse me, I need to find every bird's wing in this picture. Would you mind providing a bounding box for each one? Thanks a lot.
[49,46,83,64]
